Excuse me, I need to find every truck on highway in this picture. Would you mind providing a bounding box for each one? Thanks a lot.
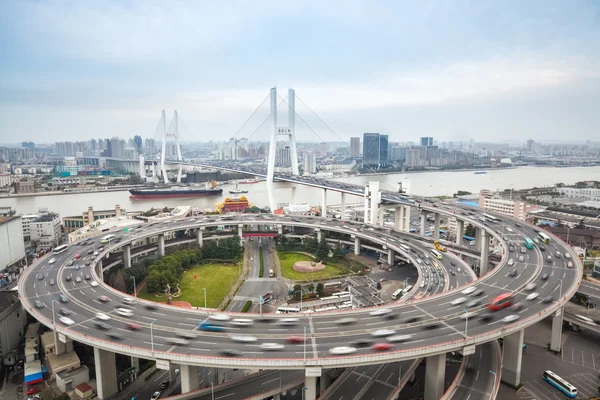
[433,240,446,252]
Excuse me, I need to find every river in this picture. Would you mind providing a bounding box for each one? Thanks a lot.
[1,165,598,217]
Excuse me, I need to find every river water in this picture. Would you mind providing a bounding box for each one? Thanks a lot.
[1,166,598,217]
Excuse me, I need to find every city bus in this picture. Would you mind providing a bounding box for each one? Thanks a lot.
[53,244,68,255]
[524,238,535,249]
[324,281,342,290]
[542,371,577,398]
[100,234,115,244]
[391,288,404,300]
[401,285,413,297]
[537,232,551,244]
[430,249,443,260]
[482,213,501,222]
[276,306,300,314]
[488,293,514,311]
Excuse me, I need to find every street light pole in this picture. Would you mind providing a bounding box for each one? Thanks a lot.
[211,382,214,400]
[151,319,156,352]
[202,288,207,309]
[131,276,137,298]
[489,370,497,399]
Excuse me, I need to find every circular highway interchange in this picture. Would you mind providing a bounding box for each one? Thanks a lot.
[20,203,582,381]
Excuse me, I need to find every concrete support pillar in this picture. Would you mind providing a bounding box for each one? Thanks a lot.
[315,228,322,242]
[456,220,464,245]
[403,206,411,232]
[369,181,380,225]
[340,192,347,220]
[94,347,118,399]
[378,208,385,226]
[291,186,296,204]
[123,244,131,269]
[130,356,140,374]
[363,188,370,223]
[158,234,165,257]
[321,189,327,218]
[480,231,489,276]
[502,329,524,388]
[354,236,360,256]
[387,249,394,265]
[181,364,201,393]
[305,376,318,400]
[97,260,103,282]
[55,336,73,354]
[197,228,204,247]
[434,213,440,240]
[238,224,244,246]
[320,372,332,394]
[277,225,283,235]
[475,228,482,251]
[550,307,564,353]
[420,212,426,236]
[394,207,402,231]
[273,394,281,400]
[424,353,445,400]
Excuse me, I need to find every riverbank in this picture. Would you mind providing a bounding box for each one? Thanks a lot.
[0,186,138,198]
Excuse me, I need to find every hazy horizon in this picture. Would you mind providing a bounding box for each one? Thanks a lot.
[1,1,600,143]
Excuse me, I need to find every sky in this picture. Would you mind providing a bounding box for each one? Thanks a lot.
[1,0,599,144]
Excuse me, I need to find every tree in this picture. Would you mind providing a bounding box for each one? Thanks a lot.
[112,269,127,293]
[293,284,302,301]
[316,239,329,262]
[453,190,472,198]
[316,283,324,297]
[307,283,315,294]
[464,224,476,237]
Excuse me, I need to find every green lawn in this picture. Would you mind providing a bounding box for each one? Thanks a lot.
[278,251,344,281]
[137,263,240,308]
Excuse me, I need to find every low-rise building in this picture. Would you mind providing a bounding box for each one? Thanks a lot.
[30,213,62,251]
[63,205,126,233]
[14,180,35,194]
[21,214,39,242]
[0,216,26,272]
[558,187,600,202]
[46,351,80,380]
[479,189,526,220]
[0,291,28,365]
[57,365,90,393]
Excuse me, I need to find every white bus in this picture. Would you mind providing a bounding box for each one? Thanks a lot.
[276,306,300,314]
[430,249,443,260]
[324,281,342,290]
[337,304,352,310]
[391,288,404,300]
[482,213,501,222]
[53,244,68,255]
[542,370,576,398]
[332,291,350,297]
[100,234,115,244]
[538,232,551,244]
[401,285,413,296]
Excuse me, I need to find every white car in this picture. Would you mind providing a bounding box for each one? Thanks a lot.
[372,329,396,337]
[210,313,231,322]
[575,315,594,324]
[387,334,413,343]
[95,313,110,321]
[329,346,357,355]
[151,392,161,400]
[122,297,135,305]
[369,308,392,317]
[93,251,99,256]
[278,318,299,326]
[116,308,133,317]
[49,258,56,264]
[525,282,536,291]
[507,259,515,266]
[501,315,520,324]
[526,293,539,301]
[90,281,99,287]
[451,297,468,306]
[59,316,74,325]
[461,287,476,295]
[335,317,357,325]
[260,343,285,351]
[230,318,253,326]
[230,335,257,343]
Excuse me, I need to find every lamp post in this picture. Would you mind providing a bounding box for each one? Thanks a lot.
[557,277,563,300]
[489,370,497,399]
[202,288,207,309]
[130,276,137,298]
[211,382,214,400]
[150,319,156,352]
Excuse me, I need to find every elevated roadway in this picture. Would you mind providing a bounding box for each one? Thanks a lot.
[19,207,582,399]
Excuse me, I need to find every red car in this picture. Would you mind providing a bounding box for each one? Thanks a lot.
[74,253,81,259]
[98,296,110,303]
[127,323,141,331]
[27,388,41,395]
[372,343,394,351]
[287,336,304,344]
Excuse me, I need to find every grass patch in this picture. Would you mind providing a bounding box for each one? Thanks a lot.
[259,247,264,278]
[241,300,252,312]
[278,251,344,281]
[137,263,240,308]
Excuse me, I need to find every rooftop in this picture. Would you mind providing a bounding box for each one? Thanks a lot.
[33,213,60,223]
[0,291,20,314]
[0,215,21,225]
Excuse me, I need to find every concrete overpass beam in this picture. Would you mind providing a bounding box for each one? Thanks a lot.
[456,220,464,245]
[340,192,347,220]
[420,211,427,236]
[94,347,118,399]
[424,353,445,400]
[158,234,165,257]
[123,244,131,269]
[480,231,490,276]
[354,236,360,256]
[197,228,204,247]
[501,329,524,388]
[434,213,440,240]
[550,307,564,353]
[181,364,201,393]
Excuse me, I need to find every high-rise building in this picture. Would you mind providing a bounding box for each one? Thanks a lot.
[108,137,125,159]
[22,142,35,149]
[303,152,317,174]
[526,139,535,152]
[420,137,433,147]
[133,135,142,155]
[350,137,361,157]
[277,146,291,167]
[362,133,389,168]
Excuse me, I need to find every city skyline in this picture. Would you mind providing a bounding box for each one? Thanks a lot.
[1,1,600,142]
